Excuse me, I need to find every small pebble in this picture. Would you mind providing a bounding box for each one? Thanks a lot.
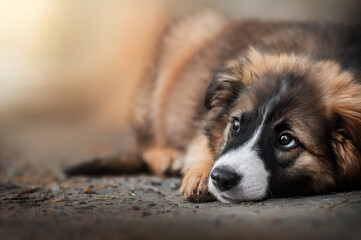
[131,206,140,211]
[83,186,93,194]
[150,179,162,186]
[141,211,151,217]
[169,182,180,190]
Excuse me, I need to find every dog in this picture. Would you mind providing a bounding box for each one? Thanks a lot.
[66,12,361,203]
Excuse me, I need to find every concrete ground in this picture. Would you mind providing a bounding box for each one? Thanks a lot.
[1,124,361,240]
[2,1,361,239]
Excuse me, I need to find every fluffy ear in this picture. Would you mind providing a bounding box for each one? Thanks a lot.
[204,60,244,109]
[330,84,361,187]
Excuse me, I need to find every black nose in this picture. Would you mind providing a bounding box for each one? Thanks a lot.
[211,167,241,192]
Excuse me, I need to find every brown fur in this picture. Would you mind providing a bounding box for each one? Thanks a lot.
[180,133,215,202]
[66,13,361,202]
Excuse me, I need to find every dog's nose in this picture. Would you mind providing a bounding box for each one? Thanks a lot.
[211,167,241,192]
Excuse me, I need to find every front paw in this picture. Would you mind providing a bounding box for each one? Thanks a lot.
[180,162,214,202]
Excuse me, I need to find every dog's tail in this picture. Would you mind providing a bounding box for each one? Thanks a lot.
[64,129,149,176]
[64,154,148,176]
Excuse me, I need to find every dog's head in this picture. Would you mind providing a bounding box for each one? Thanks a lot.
[205,48,361,203]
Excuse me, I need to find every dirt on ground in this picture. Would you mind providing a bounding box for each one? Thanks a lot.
[0,124,360,240]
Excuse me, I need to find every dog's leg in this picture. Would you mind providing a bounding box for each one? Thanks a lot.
[180,160,214,202]
[142,147,181,177]
[180,133,215,202]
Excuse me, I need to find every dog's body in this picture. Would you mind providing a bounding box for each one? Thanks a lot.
[66,12,361,203]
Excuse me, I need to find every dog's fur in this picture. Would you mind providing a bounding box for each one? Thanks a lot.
[66,12,361,203]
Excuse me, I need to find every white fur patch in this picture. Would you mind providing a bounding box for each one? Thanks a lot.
[208,123,270,203]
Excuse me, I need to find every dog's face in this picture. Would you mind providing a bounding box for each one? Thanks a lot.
[205,48,361,203]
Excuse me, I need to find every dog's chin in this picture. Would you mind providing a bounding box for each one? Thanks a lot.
[216,195,242,204]
[208,181,268,203]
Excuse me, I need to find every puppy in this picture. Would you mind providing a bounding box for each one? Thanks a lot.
[66,12,361,203]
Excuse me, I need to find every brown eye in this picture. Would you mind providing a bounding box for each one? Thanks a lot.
[278,133,298,150]
[232,119,241,133]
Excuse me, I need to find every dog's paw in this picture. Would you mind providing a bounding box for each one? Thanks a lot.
[142,147,180,177]
[180,161,214,202]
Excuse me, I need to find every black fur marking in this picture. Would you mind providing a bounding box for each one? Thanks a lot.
[64,157,148,176]
[204,65,244,110]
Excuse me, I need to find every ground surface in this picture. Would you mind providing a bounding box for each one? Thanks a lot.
[1,125,361,240]
[1,175,361,240]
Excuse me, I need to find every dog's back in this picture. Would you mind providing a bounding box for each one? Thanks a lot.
[133,14,361,150]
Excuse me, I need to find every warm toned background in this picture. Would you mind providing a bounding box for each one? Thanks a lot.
[2,0,361,175]
[1,1,361,240]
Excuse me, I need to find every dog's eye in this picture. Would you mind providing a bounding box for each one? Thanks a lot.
[278,133,298,150]
[231,119,241,133]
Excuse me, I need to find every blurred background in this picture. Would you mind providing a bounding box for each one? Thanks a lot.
[1,0,361,179]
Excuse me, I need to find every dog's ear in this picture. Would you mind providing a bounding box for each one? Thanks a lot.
[329,82,361,186]
[204,60,244,109]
